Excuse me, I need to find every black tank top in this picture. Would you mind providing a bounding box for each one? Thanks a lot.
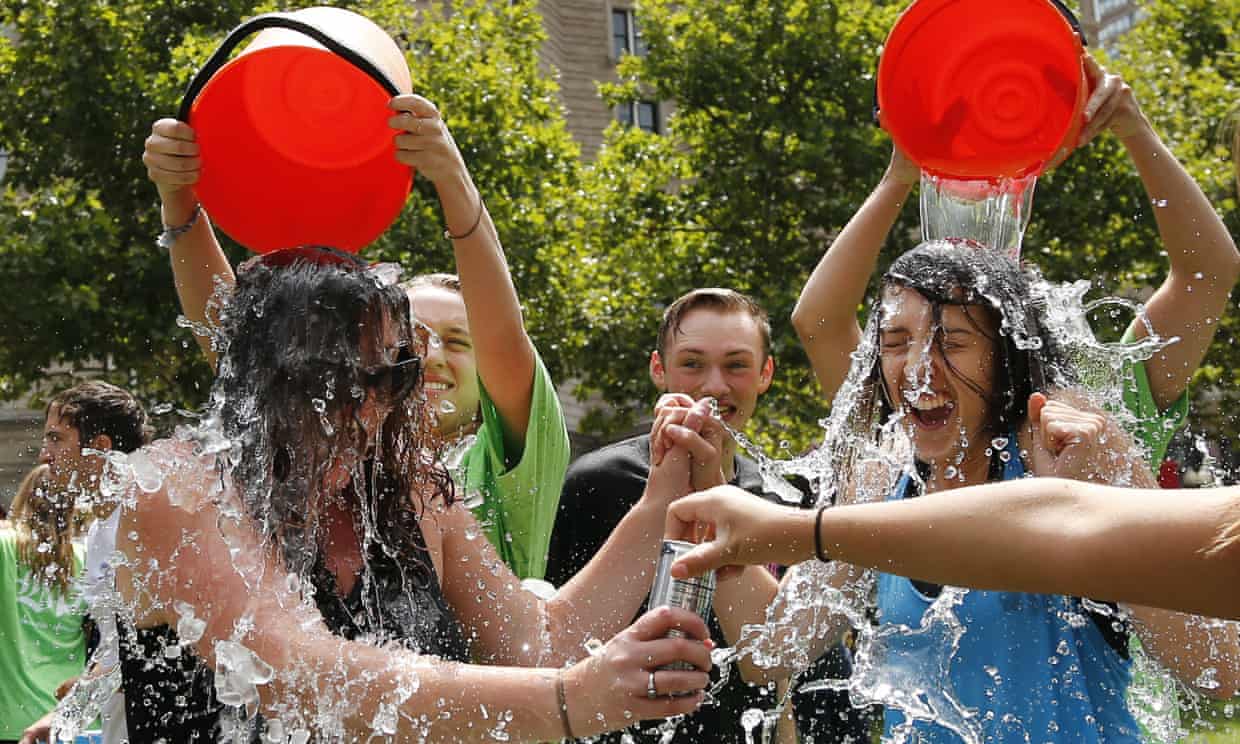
[119,523,469,742]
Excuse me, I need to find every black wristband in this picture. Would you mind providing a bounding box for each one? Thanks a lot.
[814,504,831,562]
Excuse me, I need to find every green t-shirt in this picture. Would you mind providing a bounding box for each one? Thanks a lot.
[0,529,87,738]
[1117,340,1189,744]
[1120,357,1188,465]
[461,351,570,580]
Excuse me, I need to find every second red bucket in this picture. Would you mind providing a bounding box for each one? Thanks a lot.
[877,0,1087,181]
[180,7,414,254]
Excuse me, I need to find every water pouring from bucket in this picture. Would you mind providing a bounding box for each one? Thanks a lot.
[180,7,414,254]
[877,0,1088,259]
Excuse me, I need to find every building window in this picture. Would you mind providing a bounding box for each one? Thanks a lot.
[611,8,646,59]
[616,101,660,133]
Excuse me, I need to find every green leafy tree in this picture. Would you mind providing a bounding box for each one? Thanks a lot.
[565,0,1240,453]
[0,0,584,417]
[565,0,910,449]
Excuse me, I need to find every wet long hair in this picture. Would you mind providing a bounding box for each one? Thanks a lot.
[855,239,1076,477]
[10,465,79,596]
[209,248,453,580]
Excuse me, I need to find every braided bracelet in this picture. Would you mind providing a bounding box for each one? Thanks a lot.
[444,193,484,241]
[156,202,203,250]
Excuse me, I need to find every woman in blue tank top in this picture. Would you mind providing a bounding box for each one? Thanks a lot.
[664,239,1236,744]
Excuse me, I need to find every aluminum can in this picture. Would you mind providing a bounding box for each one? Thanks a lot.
[649,539,716,671]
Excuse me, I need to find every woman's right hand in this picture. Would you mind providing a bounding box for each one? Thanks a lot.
[884,142,920,187]
[563,606,712,737]
[665,486,815,579]
[142,118,201,206]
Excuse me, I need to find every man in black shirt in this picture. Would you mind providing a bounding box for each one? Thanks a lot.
[546,289,868,743]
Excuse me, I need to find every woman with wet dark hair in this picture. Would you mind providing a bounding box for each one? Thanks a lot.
[655,236,1238,742]
[109,250,714,742]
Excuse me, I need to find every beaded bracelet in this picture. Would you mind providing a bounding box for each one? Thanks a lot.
[157,202,203,250]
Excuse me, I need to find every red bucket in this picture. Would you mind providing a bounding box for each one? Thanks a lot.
[877,0,1087,180]
[180,7,413,254]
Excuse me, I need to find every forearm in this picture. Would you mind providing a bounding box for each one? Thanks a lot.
[163,188,233,368]
[256,621,569,742]
[816,480,1240,618]
[437,173,536,441]
[1129,605,1240,699]
[548,499,670,664]
[1123,124,1239,282]
[792,172,912,397]
[713,566,780,681]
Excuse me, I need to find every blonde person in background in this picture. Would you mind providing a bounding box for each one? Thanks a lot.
[1,465,86,744]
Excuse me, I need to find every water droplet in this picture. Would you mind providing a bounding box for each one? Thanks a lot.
[311,398,327,414]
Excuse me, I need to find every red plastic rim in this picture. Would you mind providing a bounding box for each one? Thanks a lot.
[878,0,1086,180]
[192,45,411,254]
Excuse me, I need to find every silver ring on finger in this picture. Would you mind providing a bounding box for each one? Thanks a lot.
[647,670,658,699]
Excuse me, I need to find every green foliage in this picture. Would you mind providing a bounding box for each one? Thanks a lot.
[0,0,583,413]
[1032,0,1239,436]
[572,0,910,449]
[570,0,1240,450]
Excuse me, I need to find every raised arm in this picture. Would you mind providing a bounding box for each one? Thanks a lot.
[390,96,538,452]
[791,146,919,400]
[1075,56,1240,410]
[142,119,235,369]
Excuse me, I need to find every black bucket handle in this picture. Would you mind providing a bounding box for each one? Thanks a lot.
[177,12,402,123]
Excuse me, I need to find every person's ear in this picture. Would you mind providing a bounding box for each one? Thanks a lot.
[87,434,113,453]
[757,355,775,394]
[650,350,667,390]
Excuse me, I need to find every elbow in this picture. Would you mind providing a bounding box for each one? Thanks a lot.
[790,303,816,342]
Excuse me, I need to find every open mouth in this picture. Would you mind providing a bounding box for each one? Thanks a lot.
[424,380,454,394]
[907,399,955,430]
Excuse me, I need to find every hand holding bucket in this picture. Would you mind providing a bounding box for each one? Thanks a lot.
[180,7,413,254]
[877,0,1088,181]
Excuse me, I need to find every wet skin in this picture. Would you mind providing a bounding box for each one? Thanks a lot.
[878,285,999,486]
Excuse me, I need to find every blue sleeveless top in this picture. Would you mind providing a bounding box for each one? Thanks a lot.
[876,438,1140,743]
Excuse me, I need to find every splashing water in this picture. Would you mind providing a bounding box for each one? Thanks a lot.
[920,173,1037,260]
[704,263,1199,743]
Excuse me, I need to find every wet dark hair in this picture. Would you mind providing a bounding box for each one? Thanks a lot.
[864,239,1076,445]
[47,381,150,454]
[211,248,452,578]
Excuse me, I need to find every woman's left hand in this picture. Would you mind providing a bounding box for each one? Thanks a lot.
[1025,391,1127,483]
[388,94,469,185]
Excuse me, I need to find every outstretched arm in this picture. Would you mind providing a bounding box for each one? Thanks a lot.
[117,453,710,742]
[667,480,1240,623]
[791,147,919,400]
[390,96,538,453]
[1075,56,1240,410]
[143,119,235,369]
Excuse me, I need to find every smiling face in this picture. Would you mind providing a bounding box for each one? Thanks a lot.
[650,308,774,430]
[407,285,481,439]
[878,285,999,477]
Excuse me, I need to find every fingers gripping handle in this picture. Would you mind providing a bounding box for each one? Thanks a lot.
[177,12,403,123]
